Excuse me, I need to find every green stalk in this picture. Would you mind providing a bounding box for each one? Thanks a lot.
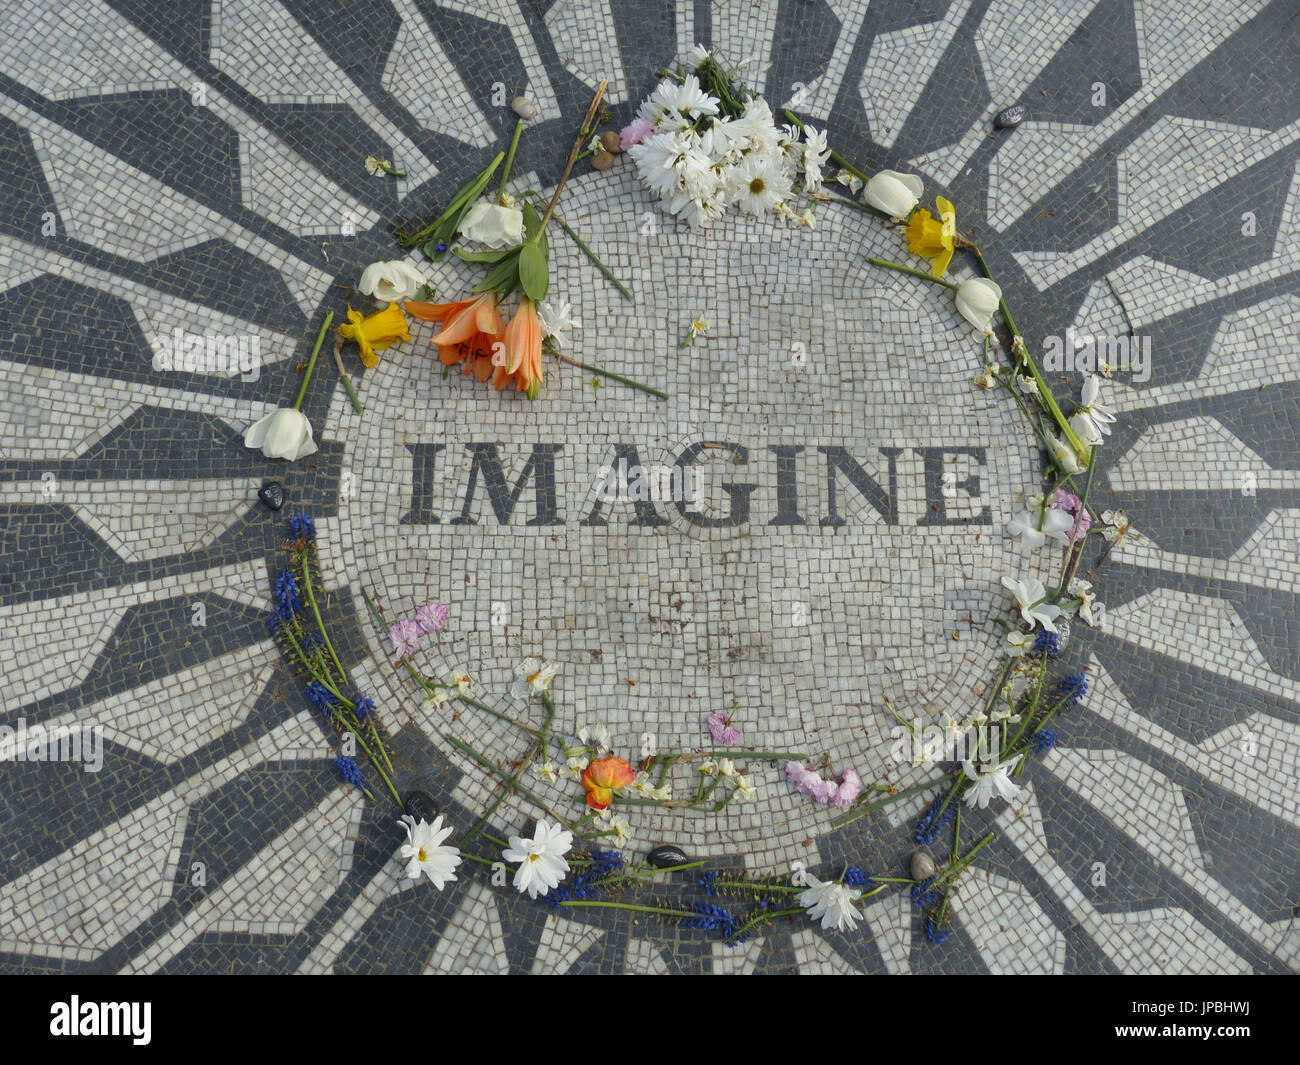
[830,773,953,827]
[546,209,633,300]
[869,257,960,290]
[969,245,1090,464]
[498,119,524,199]
[555,354,667,399]
[292,312,334,410]
[444,733,579,832]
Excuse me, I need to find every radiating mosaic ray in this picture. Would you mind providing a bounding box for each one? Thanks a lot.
[0,0,380,235]
[0,714,327,962]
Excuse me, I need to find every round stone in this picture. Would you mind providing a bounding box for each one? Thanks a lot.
[511,96,537,119]
[911,850,937,880]
[333,166,1050,864]
[257,481,285,510]
[646,844,691,868]
[402,790,438,821]
[599,130,622,154]
[994,105,1026,129]
[590,148,615,171]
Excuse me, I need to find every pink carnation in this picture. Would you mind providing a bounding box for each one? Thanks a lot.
[415,601,449,634]
[1051,490,1092,543]
[620,117,653,150]
[707,712,741,745]
[785,762,861,807]
[389,618,421,659]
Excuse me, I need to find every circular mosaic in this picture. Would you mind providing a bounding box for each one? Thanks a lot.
[333,166,1049,861]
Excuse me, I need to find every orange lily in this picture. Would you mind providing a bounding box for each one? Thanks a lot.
[581,756,636,810]
[406,294,505,384]
[502,297,544,399]
[337,302,411,368]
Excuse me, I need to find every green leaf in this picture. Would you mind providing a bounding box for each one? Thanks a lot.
[522,202,543,242]
[518,241,549,302]
[473,253,520,295]
[454,247,513,263]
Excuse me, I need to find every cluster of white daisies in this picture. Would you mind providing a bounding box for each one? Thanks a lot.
[621,47,831,228]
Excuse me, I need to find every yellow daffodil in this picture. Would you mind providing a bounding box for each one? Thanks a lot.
[338,302,411,368]
[905,195,956,277]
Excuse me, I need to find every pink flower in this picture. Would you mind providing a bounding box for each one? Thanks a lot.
[707,712,741,745]
[389,618,421,659]
[415,601,449,634]
[620,117,653,150]
[832,770,862,809]
[786,761,862,808]
[1051,490,1092,543]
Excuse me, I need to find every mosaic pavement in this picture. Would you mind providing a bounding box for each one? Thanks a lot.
[0,0,1297,974]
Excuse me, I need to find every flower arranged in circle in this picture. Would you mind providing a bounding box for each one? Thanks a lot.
[905,196,956,277]
[407,293,506,385]
[503,819,573,898]
[358,259,427,303]
[707,711,741,745]
[797,873,863,933]
[961,754,1023,809]
[864,169,923,220]
[954,277,1002,335]
[512,657,559,699]
[388,617,421,659]
[415,601,449,634]
[502,296,544,398]
[398,814,461,889]
[338,302,411,368]
[581,756,636,810]
[244,407,317,461]
[1001,575,1061,633]
[459,200,525,248]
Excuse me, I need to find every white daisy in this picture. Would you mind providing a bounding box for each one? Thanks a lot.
[398,814,461,889]
[503,820,573,899]
[727,153,791,215]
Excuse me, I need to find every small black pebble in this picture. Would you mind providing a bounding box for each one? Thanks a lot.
[258,481,285,510]
[402,791,438,821]
[994,105,1026,129]
[647,844,691,868]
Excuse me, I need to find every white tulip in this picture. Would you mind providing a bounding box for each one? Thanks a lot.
[357,259,427,303]
[244,408,317,461]
[863,169,923,219]
[955,277,1002,335]
[459,201,525,249]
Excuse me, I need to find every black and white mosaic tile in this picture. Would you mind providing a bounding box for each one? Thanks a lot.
[0,0,1296,974]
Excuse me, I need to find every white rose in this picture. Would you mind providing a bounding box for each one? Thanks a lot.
[357,259,427,303]
[244,408,317,461]
[863,169,923,219]
[954,277,1002,335]
[459,202,525,249]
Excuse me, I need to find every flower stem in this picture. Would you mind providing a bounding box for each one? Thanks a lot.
[498,119,524,198]
[330,339,364,414]
[830,773,953,827]
[444,733,579,832]
[868,257,960,290]
[540,80,608,233]
[555,353,667,399]
[969,245,1090,464]
[545,208,633,300]
[292,311,334,410]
